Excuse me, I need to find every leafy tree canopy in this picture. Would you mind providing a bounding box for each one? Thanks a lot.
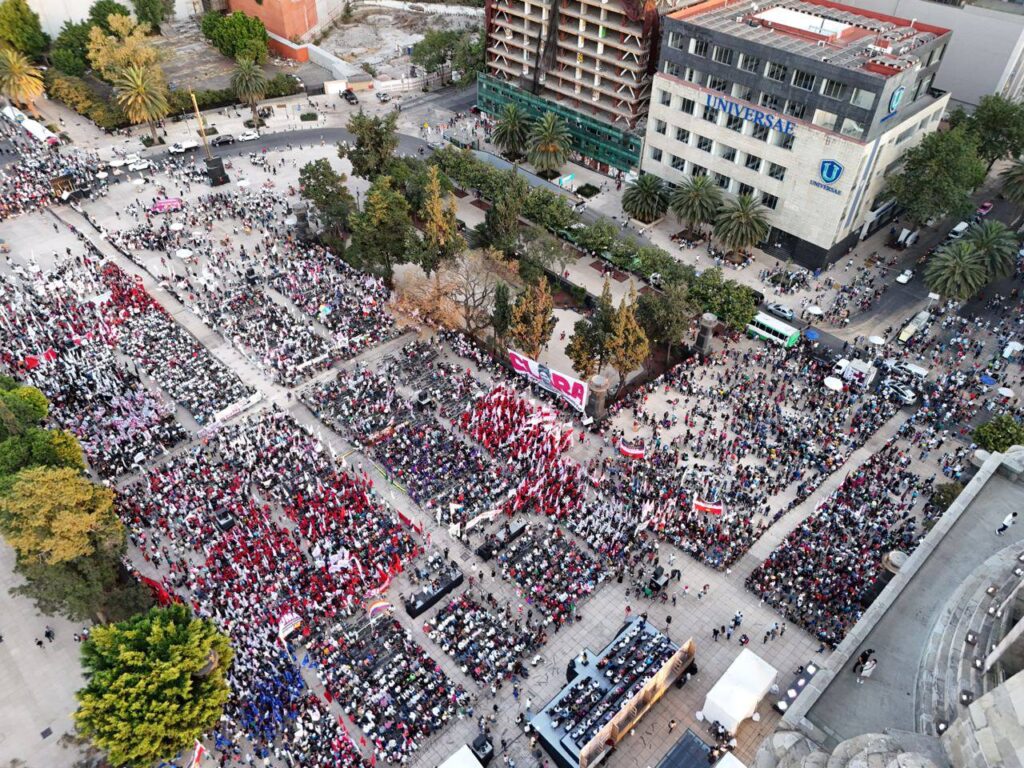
[973,414,1024,453]
[201,11,268,64]
[0,0,48,57]
[949,94,1024,171]
[0,466,122,565]
[688,267,756,329]
[299,158,356,248]
[76,604,233,767]
[87,0,130,33]
[340,110,400,180]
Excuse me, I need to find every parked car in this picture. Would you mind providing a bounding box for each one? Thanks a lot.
[881,379,917,406]
[766,302,795,321]
[976,200,994,217]
[895,269,914,284]
[342,89,359,104]
[128,159,152,172]
[376,91,391,102]
[945,221,970,242]
[211,134,235,146]
[168,139,199,154]
[238,130,259,142]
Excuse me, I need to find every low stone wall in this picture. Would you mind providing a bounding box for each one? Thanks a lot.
[941,668,1024,767]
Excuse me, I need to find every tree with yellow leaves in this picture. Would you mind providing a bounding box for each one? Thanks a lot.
[86,13,160,81]
[420,165,465,279]
[604,286,649,391]
[0,466,123,565]
[509,278,555,360]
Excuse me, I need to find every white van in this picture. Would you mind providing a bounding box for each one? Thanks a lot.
[946,222,970,241]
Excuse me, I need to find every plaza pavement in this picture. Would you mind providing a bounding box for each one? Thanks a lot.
[0,104,969,768]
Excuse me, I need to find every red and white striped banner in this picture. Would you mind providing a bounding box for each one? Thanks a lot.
[618,439,646,460]
[693,498,724,515]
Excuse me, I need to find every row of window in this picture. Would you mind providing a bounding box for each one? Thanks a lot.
[650,148,782,210]
[648,132,787,180]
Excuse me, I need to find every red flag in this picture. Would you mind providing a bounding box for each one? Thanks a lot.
[186,740,206,768]
[42,347,58,363]
[23,355,39,370]
[359,735,367,746]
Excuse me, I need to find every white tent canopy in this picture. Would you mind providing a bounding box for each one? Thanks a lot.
[438,746,483,768]
[715,753,748,768]
[702,649,777,733]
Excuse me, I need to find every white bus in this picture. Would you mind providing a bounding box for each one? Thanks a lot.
[747,312,800,348]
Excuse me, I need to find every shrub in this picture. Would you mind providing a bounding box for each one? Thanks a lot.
[45,72,126,130]
[931,481,964,512]
[201,11,269,64]
[576,183,600,198]
[300,111,317,121]
[973,414,1024,453]
[264,73,301,98]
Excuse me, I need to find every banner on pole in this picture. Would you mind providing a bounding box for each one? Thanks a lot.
[507,349,588,412]
[693,498,724,515]
[618,439,646,460]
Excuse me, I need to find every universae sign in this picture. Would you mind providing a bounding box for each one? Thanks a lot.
[704,94,796,135]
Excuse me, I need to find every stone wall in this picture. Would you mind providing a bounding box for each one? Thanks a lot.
[941,668,1024,768]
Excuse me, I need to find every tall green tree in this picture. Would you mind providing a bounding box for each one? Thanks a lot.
[349,175,418,288]
[1000,158,1024,222]
[451,29,486,82]
[714,193,770,253]
[688,267,756,329]
[491,281,513,345]
[0,466,122,565]
[574,219,617,254]
[411,28,460,79]
[112,63,168,144]
[973,414,1024,452]
[636,281,695,363]
[509,278,555,359]
[924,241,989,300]
[51,20,92,76]
[14,544,153,623]
[622,173,669,223]
[0,427,84,485]
[0,45,43,116]
[340,110,400,180]
[420,165,465,277]
[564,278,616,377]
[965,219,1017,281]
[88,0,131,33]
[527,112,571,177]
[885,126,987,226]
[605,287,649,388]
[480,167,528,256]
[670,174,722,233]
[230,55,267,133]
[385,155,448,212]
[132,0,173,32]
[949,94,1024,172]
[76,604,233,768]
[492,103,530,160]
[298,158,357,248]
[201,11,268,63]
[0,0,48,58]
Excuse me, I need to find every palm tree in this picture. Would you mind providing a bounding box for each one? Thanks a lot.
[1000,158,1024,224]
[231,56,268,135]
[714,193,770,253]
[925,241,989,300]
[621,173,668,224]
[527,112,571,177]
[965,219,1017,280]
[112,64,169,145]
[670,175,722,234]
[0,47,44,117]
[491,103,529,160]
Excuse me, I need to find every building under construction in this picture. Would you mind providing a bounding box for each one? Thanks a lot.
[478,0,684,173]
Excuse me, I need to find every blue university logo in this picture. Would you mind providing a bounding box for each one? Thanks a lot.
[889,86,905,114]
[819,160,844,185]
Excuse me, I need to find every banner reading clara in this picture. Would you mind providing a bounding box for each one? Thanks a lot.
[507,349,589,412]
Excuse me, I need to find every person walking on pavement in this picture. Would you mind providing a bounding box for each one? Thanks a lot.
[857,658,877,685]
[853,648,875,673]
[997,511,1018,535]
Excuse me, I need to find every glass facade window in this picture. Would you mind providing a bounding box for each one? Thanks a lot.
[714,172,730,190]
[691,163,708,176]
[696,135,713,152]
[760,93,779,111]
[667,31,686,50]
[663,60,680,77]
[726,114,743,132]
[659,89,672,106]
[675,126,690,143]
[719,145,736,162]
[702,105,719,123]
[745,154,761,171]
[752,124,769,142]
[692,39,709,57]
[713,46,735,65]
[738,182,754,196]
[793,70,816,91]
[671,154,686,171]
[762,192,779,210]
[740,54,761,73]
[822,79,847,100]
[708,75,730,93]
[768,162,786,180]
[679,97,695,115]
[650,147,663,162]
[767,62,788,82]
[654,119,666,135]
[784,100,806,120]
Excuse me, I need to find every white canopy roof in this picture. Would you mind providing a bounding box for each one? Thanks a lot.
[702,649,777,733]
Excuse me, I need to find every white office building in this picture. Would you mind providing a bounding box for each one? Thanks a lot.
[642,0,952,267]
